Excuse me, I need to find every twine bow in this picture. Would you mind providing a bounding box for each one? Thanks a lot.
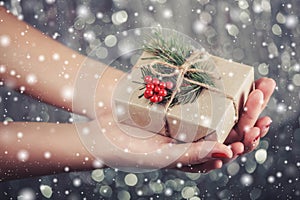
[140,50,238,122]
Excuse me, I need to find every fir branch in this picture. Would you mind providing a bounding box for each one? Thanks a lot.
[173,85,203,106]
[140,30,215,107]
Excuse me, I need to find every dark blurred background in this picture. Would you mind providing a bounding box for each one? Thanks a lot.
[0,0,299,199]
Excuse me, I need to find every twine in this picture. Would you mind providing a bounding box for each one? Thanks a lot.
[140,50,238,122]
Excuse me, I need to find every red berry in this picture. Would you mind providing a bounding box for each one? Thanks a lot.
[152,78,160,85]
[150,95,159,103]
[157,96,163,102]
[159,82,166,89]
[166,81,174,89]
[154,86,161,93]
[146,83,155,90]
[144,76,152,83]
[144,89,154,99]
[158,89,167,97]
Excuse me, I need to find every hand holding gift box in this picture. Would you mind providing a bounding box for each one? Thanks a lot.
[113,31,254,143]
[0,8,276,178]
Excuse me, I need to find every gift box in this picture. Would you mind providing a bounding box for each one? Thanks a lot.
[113,43,253,143]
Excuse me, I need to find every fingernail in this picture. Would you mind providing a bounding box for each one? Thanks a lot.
[212,153,230,158]
[261,121,273,133]
[253,135,260,143]
[265,120,273,128]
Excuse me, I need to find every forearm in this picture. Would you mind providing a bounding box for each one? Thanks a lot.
[0,122,97,181]
[0,7,110,117]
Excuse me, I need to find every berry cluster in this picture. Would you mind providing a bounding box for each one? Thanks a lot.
[143,76,174,103]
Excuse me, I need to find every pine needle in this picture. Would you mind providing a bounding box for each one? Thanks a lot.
[139,30,215,107]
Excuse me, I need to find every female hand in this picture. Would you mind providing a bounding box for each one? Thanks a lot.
[74,66,275,173]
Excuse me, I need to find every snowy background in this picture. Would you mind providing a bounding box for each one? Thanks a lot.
[0,0,299,199]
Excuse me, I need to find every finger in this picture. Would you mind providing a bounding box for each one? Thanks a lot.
[255,116,272,138]
[236,90,264,136]
[255,78,276,110]
[179,160,223,173]
[243,127,260,153]
[166,141,232,167]
[229,142,244,156]
[225,79,275,144]
[222,142,244,164]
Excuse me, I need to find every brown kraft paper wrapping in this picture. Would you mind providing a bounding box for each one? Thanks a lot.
[113,53,254,143]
